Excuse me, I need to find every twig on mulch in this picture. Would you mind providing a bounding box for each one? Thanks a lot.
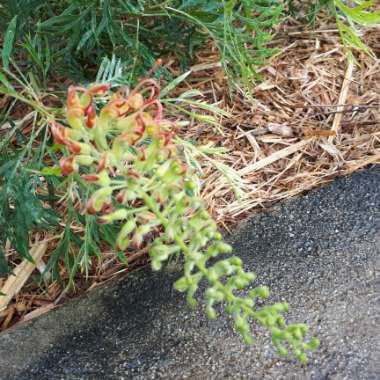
[0,242,48,314]
[329,59,355,142]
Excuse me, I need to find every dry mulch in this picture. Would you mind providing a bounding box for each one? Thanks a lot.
[184,20,380,226]
[1,16,379,331]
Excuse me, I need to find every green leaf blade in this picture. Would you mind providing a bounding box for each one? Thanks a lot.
[2,15,18,71]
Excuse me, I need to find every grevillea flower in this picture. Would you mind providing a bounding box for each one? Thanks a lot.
[51,77,170,202]
[48,70,319,359]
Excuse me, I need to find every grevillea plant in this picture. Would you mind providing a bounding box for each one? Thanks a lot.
[50,77,319,361]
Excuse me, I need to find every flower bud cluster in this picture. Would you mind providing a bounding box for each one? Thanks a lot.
[51,79,318,360]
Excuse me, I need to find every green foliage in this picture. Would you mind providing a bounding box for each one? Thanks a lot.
[289,1,380,58]
[49,80,319,360]
[1,1,379,88]
[0,165,58,263]
[0,0,286,86]
[0,115,58,270]
[332,0,380,58]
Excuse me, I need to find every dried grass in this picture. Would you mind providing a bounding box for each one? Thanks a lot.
[180,18,380,225]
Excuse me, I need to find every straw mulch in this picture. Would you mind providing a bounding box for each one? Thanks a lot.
[1,17,379,331]
[182,20,380,227]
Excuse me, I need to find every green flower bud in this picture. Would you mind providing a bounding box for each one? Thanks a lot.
[67,108,84,130]
[97,170,111,186]
[308,337,320,350]
[87,187,113,213]
[187,285,198,309]
[174,277,189,292]
[117,236,129,251]
[206,288,224,302]
[199,211,209,220]
[150,244,174,265]
[243,272,256,282]
[292,328,302,340]
[294,349,306,362]
[243,333,253,345]
[216,242,233,254]
[208,268,218,284]
[234,278,248,289]
[206,244,219,258]
[228,256,242,266]
[277,345,289,356]
[256,286,270,299]
[121,219,136,235]
[244,298,254,308]
[235,315,249,334]
[98,209,128,224]
[185,181,196,192]
[276,316,285,328]
[271,327,284,340]
[75,155,94,166]
[151,259,162,271]
[67,129,82,141]
[78,142,92,155]
[206,305,217,320]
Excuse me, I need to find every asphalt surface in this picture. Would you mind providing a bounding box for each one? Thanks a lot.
[0,166,379,380]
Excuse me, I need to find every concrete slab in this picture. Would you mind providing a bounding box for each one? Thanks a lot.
[0,167,379,379]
